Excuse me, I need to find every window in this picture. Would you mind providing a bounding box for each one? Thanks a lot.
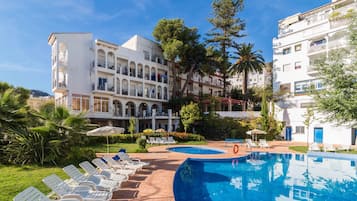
[72,95,81,111]
[296,126,305,134]
[280,83,291,93]
[94,97,109,112]
[283,63,292,72]
[295,80,309,95]
[82,96,89,111]
[295,61,302,70]
[295,44,301,52]
[72,95,89,111]
[143,51,150,60]
[310,38,326,47]
[283,47,291,55]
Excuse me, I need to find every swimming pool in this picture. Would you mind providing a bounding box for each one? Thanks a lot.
[167,146,224,154]
[174,152,357,201]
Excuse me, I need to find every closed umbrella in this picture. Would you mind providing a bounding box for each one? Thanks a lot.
[87,126,125,153]
[246,129,267,141]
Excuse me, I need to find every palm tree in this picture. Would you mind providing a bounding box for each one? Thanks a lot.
[230,43,265,110]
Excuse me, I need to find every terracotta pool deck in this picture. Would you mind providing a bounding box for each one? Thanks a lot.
[109,141,306,201]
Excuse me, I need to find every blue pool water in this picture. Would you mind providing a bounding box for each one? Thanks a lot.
[174,152,357,201]
[167,146,224,154]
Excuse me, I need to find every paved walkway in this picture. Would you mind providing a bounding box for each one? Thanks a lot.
[109,141,306,201]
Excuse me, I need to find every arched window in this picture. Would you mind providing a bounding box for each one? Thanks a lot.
[58,42,68,65]
[97,49,105,67]
[107,52,115,69]
[122,79,128,95]
[130,62,136,77]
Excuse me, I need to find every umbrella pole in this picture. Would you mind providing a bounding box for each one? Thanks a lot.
[107,136,109,154]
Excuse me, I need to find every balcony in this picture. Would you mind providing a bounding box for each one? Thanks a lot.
[122,89,128,95]
[108,63,115,70]
[328,38,349,49]
[308,44,326,54]
[53,81,67,92]
[330,19,350,29]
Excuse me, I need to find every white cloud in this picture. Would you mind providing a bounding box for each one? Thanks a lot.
[0,63,45,73]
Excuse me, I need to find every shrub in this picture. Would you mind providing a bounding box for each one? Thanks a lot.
[59,147,96,166]
[136,138,147,149]
[196,114,249,140]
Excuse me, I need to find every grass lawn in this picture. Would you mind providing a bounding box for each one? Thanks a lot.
[289,146,357,154]
[0,165,69,201]
[289,146,308,153]
[85,141,207,153]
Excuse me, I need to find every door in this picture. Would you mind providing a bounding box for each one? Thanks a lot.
[314,128,323,143]
[285,126,292,141]
[352,128,357,145]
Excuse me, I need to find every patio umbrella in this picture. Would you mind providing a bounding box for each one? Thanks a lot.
[246,129,267,141]
[86,126,125,153]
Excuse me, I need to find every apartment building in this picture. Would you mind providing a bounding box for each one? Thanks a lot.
[48,33,224,131]
[228,62,272,91]
[273,0,357,145]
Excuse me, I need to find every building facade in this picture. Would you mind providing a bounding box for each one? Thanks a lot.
[48,33,224,131]
[272,0,357,145]
[228,62,272,91]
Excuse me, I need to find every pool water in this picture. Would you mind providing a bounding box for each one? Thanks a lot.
[174,152,357,201]
[167,146,224,154]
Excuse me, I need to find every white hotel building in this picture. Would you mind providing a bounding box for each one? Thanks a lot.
[273,0,357,145]
[48,33,224,132]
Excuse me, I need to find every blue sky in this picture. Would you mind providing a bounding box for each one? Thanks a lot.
[0,0,330,93]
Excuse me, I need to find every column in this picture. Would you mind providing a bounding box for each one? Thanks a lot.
[152,109,156,130]
[168,109,172,132]
[135,118,139,133]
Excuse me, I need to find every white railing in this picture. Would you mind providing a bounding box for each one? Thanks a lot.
[215,111,260,119]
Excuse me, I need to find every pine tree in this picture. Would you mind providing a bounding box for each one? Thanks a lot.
[207,0,245,97]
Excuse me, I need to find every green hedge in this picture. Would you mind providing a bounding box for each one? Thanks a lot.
[86,132,205,144]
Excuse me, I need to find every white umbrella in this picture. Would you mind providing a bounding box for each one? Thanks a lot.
[246,129,267,141]
[87,126,125,153]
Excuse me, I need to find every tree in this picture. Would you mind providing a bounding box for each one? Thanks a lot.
[153,18,209,98]
[128,117,136,142]
[180,102,201,133]
[303,107,315,146]
[260,91,269,132]
[207,0,245,97]
[313,14,357,126]
[229,43,265,110]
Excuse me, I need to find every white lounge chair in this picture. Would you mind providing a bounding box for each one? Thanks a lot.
[258,139,270,148]
[246,139,258,149]
[63,165,120,192]
[42,174,111,201]
[308,143,320,151]
[337,144,351,151]
[117,152,150,167]
[14,186,83,201]
[92,158,136,176]
[79,161,128,182]
[147,137,155,145]
[103,156,142,171]
[323,144,336,152]
[167,136,177,144]
[161,137,169,144]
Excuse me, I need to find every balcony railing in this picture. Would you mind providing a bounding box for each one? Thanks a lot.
[58,82,67,88]
[308,44,326,53]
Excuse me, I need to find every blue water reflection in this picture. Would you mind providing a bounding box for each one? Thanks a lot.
[174,152,357,201]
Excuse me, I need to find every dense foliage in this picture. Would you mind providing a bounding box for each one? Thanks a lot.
[229,43,265,110]
[180,102,201,133]
[313,15,357,126]
[0,85,92,166]
[207,0,245,97]
[196,113,250,140]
